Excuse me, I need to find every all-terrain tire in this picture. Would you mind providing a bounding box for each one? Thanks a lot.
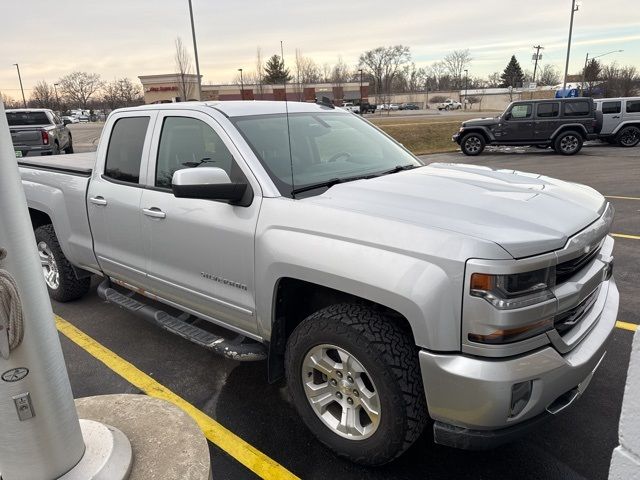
[460,132,486,156]
[64,135,74,154]
[554,130,583,155]
[285,303,428,466]
[34,224,91,302]
[616,126,640,148]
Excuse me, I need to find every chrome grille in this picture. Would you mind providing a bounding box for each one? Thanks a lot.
[556,246,601,284]
[554,288,599,335]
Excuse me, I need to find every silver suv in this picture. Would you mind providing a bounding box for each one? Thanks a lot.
[595,97,640,147]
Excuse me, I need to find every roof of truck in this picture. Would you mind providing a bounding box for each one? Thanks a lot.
[116,100,345,118]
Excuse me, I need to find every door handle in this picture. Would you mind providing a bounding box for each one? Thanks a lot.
[89,196,107,206]
[142,207,166,219]
[612,116,620,119]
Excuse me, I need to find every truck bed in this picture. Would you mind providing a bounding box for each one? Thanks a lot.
[18,152,95,176]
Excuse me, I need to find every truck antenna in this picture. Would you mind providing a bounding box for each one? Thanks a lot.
[281,40,295,197]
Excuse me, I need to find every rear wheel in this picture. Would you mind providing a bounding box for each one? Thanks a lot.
[554,131,583,155]
[285,304,427,465]
[616,126,640,148]
[64,135,74,154]
[34,225,90,302]
[460,132,486,156]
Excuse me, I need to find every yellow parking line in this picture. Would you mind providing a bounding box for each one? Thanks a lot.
[616,321,639,332]
[55,316,299,480]
[606,195,640,201]
[612,233,640,241]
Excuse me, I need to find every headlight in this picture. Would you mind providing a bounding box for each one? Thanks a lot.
[459,127,465,132]
[470,267,556,310]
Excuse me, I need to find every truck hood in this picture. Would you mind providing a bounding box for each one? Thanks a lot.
[306,164,606,258]
[462,117,499,127]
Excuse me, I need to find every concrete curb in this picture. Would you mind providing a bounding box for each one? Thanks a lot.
[75,394,211,480]
[610,328,640,479]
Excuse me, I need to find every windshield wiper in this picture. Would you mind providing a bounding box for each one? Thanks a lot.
[291,178,346,196]
[376,164,420,176]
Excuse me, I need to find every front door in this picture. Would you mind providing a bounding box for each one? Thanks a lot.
[496,103,534,142]
[600,100,622,135]
[87,112,156,287]
[140,110,262,337]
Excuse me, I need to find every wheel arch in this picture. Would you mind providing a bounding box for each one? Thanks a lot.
[550,124,589,140]
[461,128,493,143]
[612,121,640,136]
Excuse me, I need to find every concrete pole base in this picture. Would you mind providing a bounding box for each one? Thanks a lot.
[59,419,132,480]
[74,394,211,480]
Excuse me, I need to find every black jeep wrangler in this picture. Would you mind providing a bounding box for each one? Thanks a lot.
[453,98,602,156]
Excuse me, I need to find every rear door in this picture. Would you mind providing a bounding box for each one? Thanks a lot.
[534,101,560,140]
[139,109,262,337]
[599,101,622,135]
[87,110,157,287]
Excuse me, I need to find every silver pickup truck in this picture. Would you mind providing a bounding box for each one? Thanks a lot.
[18,101,619,465]
[8,108,73,157]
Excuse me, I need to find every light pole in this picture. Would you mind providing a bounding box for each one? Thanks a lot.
[562,0,580,93]
[581,50,623,95]
[532,45,544,84]
[463,69,469,110]
[53,83,60,111]
[187,0,202,100]
[238,68,244,100]
[13,63,26,108]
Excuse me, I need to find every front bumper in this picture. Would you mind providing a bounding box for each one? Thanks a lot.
[419,277,619,449]
[452,132,461,144]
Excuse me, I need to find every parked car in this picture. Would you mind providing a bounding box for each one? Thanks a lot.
[437,99,462,111]
[61,115,79,124]
[77,115,90,123]
[399,103,419,110]
[341,102,361,114]
[453,98,602,156]
[594,97,640,147]
[18,101,617,465]
[6,108,73,157]
[356,101,377,114]
[379,103,399,111]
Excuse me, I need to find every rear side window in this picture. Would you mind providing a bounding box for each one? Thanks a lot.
[510,104,532,119]
[627,101,640,113]
[602,102,621,114]
[563,101,591,117]
[537,102,559,118]
[104,117,150,184]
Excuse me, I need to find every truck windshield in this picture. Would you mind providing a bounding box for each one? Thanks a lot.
[233,112,421,197]
[6,111,51,126]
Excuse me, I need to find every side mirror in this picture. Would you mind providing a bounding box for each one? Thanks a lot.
[171,167,249,205]
[504,112,512,120]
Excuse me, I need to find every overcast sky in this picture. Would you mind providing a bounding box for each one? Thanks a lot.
[1,0,639,98]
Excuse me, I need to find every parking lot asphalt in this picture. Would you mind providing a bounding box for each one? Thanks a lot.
[51,143,637,480]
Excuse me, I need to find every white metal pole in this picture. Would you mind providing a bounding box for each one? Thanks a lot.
[0,101,86,478]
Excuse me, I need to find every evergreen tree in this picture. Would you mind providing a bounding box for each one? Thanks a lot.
[500,55,525,88]
[263,55,292,84]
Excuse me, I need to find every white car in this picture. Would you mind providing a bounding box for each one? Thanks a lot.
[379,103,399,111]
[438,99,463,111]
[62,116,79,124]
[341,102,360,114]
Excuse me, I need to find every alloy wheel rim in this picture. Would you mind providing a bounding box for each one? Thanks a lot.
[38,241,60,289]
[620,129,639,146]
[465,137,481,153]
[302,344,381,440]
[561,135,579,152]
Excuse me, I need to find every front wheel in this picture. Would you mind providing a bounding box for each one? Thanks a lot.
[460,132,486,156]
[285,304,427,466]
[616,126,640,147]
[554,131,583,155]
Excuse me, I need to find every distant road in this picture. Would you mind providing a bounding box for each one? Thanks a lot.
[68,123,104,153]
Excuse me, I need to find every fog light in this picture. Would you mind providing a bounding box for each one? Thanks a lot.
[510,381,533,418]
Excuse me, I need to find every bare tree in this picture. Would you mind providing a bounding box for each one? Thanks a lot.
[583,59,602,94]
[486,71,502,88]
[443,49,472,89]
[0,91,22,109]
[57,71,104,109]
[102,78,144,110]
[175,37,195,101]
[30,81,57,108]
[359,45,411,105]
[331,57,351,87]
[601,63,640,97]
[427,61,447,90]
[538,64,560,86]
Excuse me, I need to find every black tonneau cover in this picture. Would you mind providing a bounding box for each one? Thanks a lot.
[18,152,95,176]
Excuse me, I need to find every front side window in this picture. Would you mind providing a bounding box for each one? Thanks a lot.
[233,112,421,196]
[155,116,236,189]
[626,101,640,113]
[564,101,590,116]
[537,102,559,118]
[510,104,532,119]
[104,116,150,183]
[602,101,621,114]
